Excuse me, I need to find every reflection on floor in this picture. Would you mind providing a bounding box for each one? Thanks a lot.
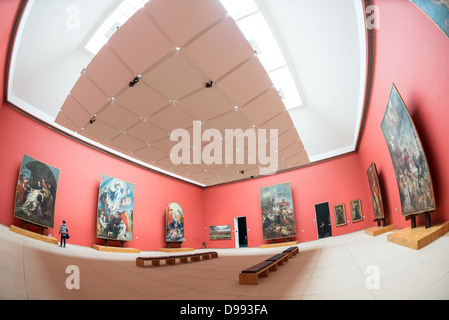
[0,224,448,300]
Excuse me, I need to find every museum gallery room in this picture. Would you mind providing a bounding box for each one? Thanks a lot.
[0,0,448,302]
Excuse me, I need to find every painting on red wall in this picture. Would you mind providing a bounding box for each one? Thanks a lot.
[14,154,60,229]
[209,225,232,240]
[334,203,347,227]
[350,199,363,223]
[366,162,385,220]
[380,84,436,216]
[96,174,134,241]
[166,202,185,242]
[411,0,449,39]
[259,182,296,240]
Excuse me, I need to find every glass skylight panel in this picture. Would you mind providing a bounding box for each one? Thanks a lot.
[84,0,150,55]
[220,0,303,110]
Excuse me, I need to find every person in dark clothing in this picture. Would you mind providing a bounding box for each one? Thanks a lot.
[59,220,69,247]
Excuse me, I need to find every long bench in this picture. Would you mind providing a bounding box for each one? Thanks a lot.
[239,247,299,285]
[136,251,218,267]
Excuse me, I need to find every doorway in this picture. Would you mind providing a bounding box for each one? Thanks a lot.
[315,202,332,239]
[234,216,248,248]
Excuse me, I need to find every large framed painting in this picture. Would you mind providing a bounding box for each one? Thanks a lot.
[350,199,363,223]
[209,225,232,240]
[96,174,134,241]
[259,182,296,240]
[380,84,436,216]
[334,203,347,227]
[14,154,60,228]
[411,0,449,39]
[366,162,385,220]
[166,202,185,242]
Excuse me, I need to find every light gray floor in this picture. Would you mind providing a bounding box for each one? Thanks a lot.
[1,223,448,300]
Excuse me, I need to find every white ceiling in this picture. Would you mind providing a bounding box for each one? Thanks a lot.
[7,0,367,187]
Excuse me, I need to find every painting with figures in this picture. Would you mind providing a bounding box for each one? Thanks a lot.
[14,154,60,228]
[380,84,435,216]
[166,202,185,242]
[96,174,134,241]
[259,182,296,240]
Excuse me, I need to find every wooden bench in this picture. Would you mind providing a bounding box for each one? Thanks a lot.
[282,246,299,258]
[136,251,218,267]
[239,249,298,285]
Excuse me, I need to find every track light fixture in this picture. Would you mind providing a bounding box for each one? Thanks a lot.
[89,115,96,124]
[205,81,214,88]
[129,75,141,87]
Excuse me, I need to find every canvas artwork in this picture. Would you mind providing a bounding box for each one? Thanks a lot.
[209,225,232,240]
[96,174,134,241]
[166,202,185,242]
[350,199,363,223]
[334,203,347,227]
[259,182,296,240]
[381,84,435,216]
[366,162,385,220]
[411,0,449,39]
[14,154,60,228]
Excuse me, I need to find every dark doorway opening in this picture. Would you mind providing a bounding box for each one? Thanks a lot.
[236,217,248,248]
[315,202,332,239]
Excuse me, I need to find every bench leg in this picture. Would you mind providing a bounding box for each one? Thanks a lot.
[136,259,145,267]
[152,260,161,267]
[191,256,200,262]
[180,257,188,263]
[166,258,176,265]
[239,273,258,285]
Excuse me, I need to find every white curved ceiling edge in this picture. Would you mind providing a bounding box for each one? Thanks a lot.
[6,0,367,186]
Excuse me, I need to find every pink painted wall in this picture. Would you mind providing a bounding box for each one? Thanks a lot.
[357,0,449,228]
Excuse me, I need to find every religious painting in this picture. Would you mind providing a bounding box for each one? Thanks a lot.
[166,202,185,242]
[14,154,60,228]
[96,174,134,241]
[411,0,449,39]
[334,203,347,227]
[259,182,296,240]
[209,225,232,240]
[380,84,436,216]
[366,162,385,220]
[350,199,363,223]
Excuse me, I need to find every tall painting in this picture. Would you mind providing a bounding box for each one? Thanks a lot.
[14,154,60,228]
[166,202,185,242]
[366,162,385,220]
[380,84,435,216]
[96,174,134,241]
[411,0,449,39]
[259,182,296,240]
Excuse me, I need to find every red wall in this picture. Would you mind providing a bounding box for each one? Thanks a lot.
[1,0,448,251]
[202,154,374,248]
[358,0,449,228]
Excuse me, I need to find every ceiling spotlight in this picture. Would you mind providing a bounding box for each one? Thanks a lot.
[89,115,96,124]
[205,81,214,88]
[129,75,141,87]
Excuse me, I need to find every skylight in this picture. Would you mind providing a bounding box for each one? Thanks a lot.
[84,0,150,56]
[220,0,303,109]
[84,0,302,109]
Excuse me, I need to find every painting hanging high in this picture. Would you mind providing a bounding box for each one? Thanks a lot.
[380,84,436,216]
[166,202,185,242]
[96,174,134,241]
[14,154,60,228]
[259,182,296,240]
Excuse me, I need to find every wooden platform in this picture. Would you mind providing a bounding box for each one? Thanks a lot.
[364,224,396,236]
[91,244,140,253]
[259,241,298,249]
[10,225,58,245]
[387,222,449,250]
[157,247,194,253]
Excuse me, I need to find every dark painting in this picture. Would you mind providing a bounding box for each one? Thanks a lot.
[14,154,60,228]
[380,84,435,216]
[366,162,385,220]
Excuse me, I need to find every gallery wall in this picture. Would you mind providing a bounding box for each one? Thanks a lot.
[357,0,449,228]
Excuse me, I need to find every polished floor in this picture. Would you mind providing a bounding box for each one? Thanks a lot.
[1,223,448,300]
